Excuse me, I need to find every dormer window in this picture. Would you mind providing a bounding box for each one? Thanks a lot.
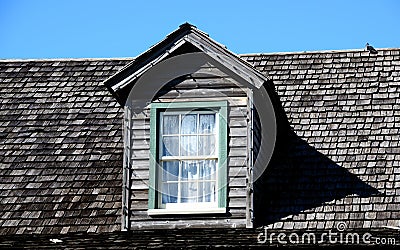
[148,101,228,215]
[104,24,273,229]
[159,111,217,206]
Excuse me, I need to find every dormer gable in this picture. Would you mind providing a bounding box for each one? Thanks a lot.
[104,23,269,106]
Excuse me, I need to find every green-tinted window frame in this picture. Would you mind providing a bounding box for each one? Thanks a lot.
[148,101,228,211]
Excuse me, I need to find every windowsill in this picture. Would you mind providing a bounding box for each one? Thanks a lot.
[147,207,226,216]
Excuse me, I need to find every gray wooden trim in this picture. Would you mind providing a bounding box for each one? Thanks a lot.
[183,33,266,88]
[148,105,158,210]
[122,106,131,231]
[218,101,228,208]
[112,39,187,92]
[246,89,254,228]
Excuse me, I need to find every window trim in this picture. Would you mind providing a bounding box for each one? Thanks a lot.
[148,101,228,215]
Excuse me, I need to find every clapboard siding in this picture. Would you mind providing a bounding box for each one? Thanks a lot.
[229,165,247,177]
[128,65,249,229]
[131,169,149,180]
[130,180,149,191]
[229,148,247,157]
[157,97,247,105]
[230,127,247,137]
[172,80,239,90]
[156,88,246,100]
[131,159,150,169]
[229,136,247,147]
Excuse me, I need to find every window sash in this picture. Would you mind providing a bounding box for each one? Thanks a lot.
[158,111,218,208]
[148,101,228,213]
[159,159,217,207]
[160,111,218,159]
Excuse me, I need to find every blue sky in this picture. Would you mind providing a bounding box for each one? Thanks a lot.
[0,0,399,59]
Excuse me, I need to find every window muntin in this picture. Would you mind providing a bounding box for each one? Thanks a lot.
[159,111,218,208]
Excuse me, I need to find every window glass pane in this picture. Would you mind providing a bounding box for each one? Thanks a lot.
[162,115,179,135]
[199,160,216,180]
[181,114,197,134]
[162,161,179,182]
[199,181,216,202]
[181,135,197,156]
[181,182,197,203]
[157,109,221,205]
[162,183,178,204]
[181,161,198,180]
[199,114,215,134]
[162,136,179,156]
[198,135,215,156]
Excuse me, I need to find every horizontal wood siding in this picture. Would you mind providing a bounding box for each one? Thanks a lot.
[128,65,249,229]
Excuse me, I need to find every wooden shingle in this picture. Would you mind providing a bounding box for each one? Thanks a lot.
[0,58,131,235]
[0,47,400,236]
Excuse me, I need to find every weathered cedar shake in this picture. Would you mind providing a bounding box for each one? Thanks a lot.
[1,48,400,237]
[0,59,131,235]
[128,64,251,229]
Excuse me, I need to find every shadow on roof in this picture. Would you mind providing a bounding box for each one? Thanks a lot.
[253,129,381,227]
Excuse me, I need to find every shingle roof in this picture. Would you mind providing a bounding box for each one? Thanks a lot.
[242,48,400,230]
[0,47,399,236]
[0,58,131,234]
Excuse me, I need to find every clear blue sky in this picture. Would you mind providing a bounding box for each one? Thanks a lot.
[1,0,399,59]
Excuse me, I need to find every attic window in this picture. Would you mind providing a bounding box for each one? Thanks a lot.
[148,101,228,215]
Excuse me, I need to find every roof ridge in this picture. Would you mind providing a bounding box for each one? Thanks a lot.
[1,47,399,62]
[0,57,134,62]
[240,47,400,56]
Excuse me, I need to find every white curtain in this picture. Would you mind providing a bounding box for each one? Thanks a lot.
[161,112,217,204]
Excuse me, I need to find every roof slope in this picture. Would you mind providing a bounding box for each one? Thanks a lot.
[0,47,400,236]
[0,59,130,234]
[243,48,400,230]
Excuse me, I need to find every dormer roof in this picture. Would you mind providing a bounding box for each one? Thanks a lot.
[104,23,269,105]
